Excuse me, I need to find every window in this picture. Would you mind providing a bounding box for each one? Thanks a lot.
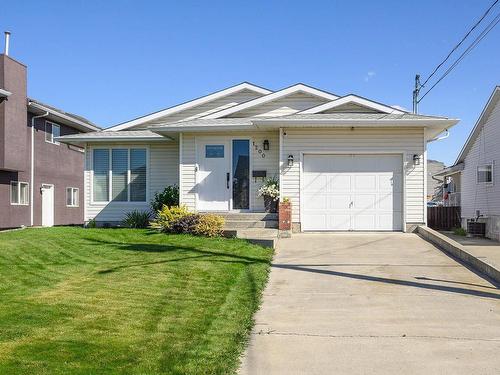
[10,181,29,205]
[66,187,79,207]
[477,164,493,184]
[45,122,60,144]
[92,148,147,203]
[205,145,224,158]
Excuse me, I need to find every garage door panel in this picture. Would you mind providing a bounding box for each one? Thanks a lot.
[302,154,403,232]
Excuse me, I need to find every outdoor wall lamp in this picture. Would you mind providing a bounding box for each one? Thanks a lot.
[287,154,294,167]
[263,139,269,150]
[413,154,420,165]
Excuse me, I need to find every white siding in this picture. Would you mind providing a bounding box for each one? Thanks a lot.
[324,103,380,113]
[228,92,329,118]
[281,128,425,225]
[180,131,279,211]
[461,99,500,219]
[85,142,179,222]
[132,89,262,128]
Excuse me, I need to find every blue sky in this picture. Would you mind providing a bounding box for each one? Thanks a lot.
[2,0,499,165]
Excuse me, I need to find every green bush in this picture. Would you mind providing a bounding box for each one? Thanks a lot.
[194,214,225,237]
[150,205,191,232]
[150,185,179,213]
[170,214,201,234]
[123,210,151,229]
[453,227,467,236]
[86,218,97,228]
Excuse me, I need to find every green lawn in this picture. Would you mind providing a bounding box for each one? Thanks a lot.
[0,227,273,375]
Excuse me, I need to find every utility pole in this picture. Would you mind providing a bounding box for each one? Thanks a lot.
[412,74,421,114]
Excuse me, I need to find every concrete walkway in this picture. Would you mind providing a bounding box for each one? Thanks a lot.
[239,233,500,375]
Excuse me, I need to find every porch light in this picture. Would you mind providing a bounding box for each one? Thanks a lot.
[413,154,420,165]
[287,154,294,167]
[263,139,269,150]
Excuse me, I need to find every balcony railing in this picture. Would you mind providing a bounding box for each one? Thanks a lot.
[444,192,461,207]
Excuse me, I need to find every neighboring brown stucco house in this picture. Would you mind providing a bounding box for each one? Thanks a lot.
[0,38,99,229]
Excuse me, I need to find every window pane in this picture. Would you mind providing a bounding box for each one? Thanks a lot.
[10,182,19,204]
[205,145,224,158]
[130,149,146,202]
[477,165,492,183]
[112,149,128,201]
[20,183,29,205]
[53,125,60,142]
[74,189,79,206]
[45,123,52,142]
[67,188,72,206]
[93,149,109,202]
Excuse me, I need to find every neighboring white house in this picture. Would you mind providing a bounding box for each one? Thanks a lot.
[436,86,500,240]
[58,82,458,232]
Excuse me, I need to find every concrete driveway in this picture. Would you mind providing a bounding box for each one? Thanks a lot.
[240,233,500,375]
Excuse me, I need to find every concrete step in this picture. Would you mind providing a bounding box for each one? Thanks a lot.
[224,220,278,229]
[223,228,279,249]
[210,212,278,221]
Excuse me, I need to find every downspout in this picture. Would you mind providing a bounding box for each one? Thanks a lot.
[30,109,49,226]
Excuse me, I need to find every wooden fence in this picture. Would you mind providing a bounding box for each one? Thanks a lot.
[427,206,461,231]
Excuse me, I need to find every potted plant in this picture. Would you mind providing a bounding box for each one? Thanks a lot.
[258,177,279,213]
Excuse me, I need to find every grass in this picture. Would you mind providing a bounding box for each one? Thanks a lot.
[0,227,273,375]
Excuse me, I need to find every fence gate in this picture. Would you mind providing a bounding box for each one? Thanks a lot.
[427,206,461,230]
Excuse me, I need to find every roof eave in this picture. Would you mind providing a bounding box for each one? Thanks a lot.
[28,101,100,132]
[0,88,12,97]
[55,135,172,146]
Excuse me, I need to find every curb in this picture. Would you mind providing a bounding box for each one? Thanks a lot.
[417,226,500,284]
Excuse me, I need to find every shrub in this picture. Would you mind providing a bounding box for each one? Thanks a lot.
[194,214,225,237]
[150,185,179,213]
[123,210,151,229]
[86,218,97,228]
[453,227,467,236]
[150,205,191,232]
[258,176,279,201]
[170,214,201,234]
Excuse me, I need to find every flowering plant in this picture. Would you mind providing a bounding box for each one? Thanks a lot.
[258,177,279,201]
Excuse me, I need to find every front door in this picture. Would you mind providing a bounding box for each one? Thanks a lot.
[41,184,55,227]
[232,139,250,210]
[197,139,231,211]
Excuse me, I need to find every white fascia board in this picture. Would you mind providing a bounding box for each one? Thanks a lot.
[455,86,500,164]
[0,88,12,97]
[252,118,459,127]
[28,101,100,132]
[300,94,405,114]
[150,125,257,133]
[202,83,340,119]
[105,82,272,132]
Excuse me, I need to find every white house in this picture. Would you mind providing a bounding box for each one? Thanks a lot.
[58,82,458,232]
[437,86,500,240]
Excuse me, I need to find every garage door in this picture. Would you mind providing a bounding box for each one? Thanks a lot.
[302,154,403,231]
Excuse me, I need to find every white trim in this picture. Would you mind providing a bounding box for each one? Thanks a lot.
[298,151,406,232]
[105,83,272,131]
[0,88,12,98]
[299,94,405,114]
[202,84,339,119]
[476,161,494,185]
[179,133,183,206]
[279,128,284,201]
[89,145,150,205]
[66,187,80,207]
[45,121,60,145]
[423,128,428,225]
[10,181,30,206]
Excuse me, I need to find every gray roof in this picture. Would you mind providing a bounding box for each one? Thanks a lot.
[276,113,453,121]
[28,98,100,130]
[56,130,167,144]
[151,117,255,128]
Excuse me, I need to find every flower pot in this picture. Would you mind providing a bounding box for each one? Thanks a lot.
[263,196,278,213]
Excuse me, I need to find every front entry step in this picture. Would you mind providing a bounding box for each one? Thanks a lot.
[224,220,278,229]
[223,228,279,249]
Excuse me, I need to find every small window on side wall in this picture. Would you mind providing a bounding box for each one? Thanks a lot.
[45,121,60,144]
[66,187,79,207]
[10,181,29,205]
[477,163,493,184]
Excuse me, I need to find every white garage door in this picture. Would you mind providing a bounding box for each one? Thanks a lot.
[302,154,403,231]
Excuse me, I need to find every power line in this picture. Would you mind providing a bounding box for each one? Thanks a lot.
[420,0,499,89]
[418,11,500,102]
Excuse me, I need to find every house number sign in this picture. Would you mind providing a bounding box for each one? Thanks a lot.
[253,142,266,158]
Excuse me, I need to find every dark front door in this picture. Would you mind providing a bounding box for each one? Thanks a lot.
[232,139,250,209]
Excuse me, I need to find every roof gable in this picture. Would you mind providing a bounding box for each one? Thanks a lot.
[202,83,339,119]
[455,86,500,164]
[105,82,271,131]
[300,94,405,115]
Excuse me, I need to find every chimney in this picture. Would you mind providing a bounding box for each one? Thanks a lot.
[4,31,10,56]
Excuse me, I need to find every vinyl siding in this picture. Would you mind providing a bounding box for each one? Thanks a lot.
[228,92,330,118]
[180,131,279,211]
[323,103,381,113]
[132,89,263,128]
[281,128,425,225]
[461,99,500,219]
[85,142,179,222]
